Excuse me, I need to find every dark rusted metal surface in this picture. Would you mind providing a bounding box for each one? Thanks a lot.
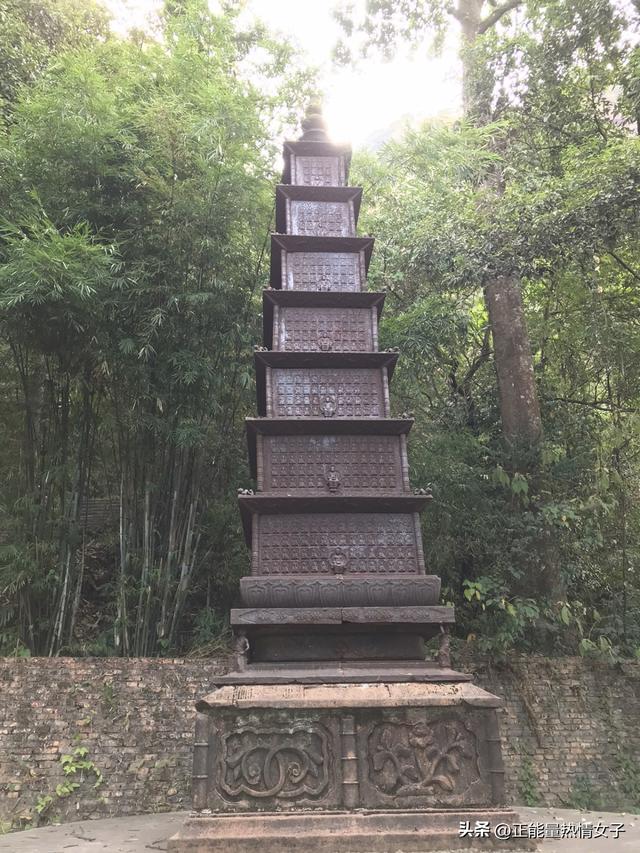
[293,155,345,187]
[275,186,362,235]
[250,512,425,576]
[245,417,413,481]
[250,632,427,663]
[269,235,373,290]
[230,606,455,626]
[282,140,351,185]
[235,106,456,669]
[291,200,353,236]
[275,306,376,352]
[259,434,405,493]
[262,291,384,349]
[289,251,362,290]
[240,575,440,608]
[269,368,388,418]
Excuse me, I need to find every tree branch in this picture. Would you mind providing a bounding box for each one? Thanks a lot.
[446,3,464,23]
[461,325,492,389]
[607,250,640,283]
[543,397,638,413]
[478,0,523,34]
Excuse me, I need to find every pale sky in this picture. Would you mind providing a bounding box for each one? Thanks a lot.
[105,0,462,149]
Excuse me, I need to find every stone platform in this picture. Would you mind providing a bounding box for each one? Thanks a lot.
[169,681,529,851]
[170,808,533,852]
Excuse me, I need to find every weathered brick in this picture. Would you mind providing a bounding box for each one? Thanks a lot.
[0,654,637,825]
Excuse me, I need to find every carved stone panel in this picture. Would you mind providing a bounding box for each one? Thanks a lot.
[269,368,387,418]
[261,435,403,493]
[195,703,503,813]
[253,513,423,575]
[357,710,494,809]
[285,251,363,292]
[292,156,344,187]
[289,201,354,237]
[204,711,341,811]
[276,307,374,352]
[240,575,441,608]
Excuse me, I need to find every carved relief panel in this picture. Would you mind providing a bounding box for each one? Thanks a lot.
[267,368,389,418]
[252,513,424,576]
[292,156,345,187]
[240,575,441,608]
[259,434,406,493]
[195,706,501,812]
[357,710,495,809]
[275,307,376,352]
[284,251,364,292]
[202,711,342,811]
[288,200,354,237]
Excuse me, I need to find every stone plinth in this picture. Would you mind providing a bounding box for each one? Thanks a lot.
[170,810,535,852]
[169,682,532,852]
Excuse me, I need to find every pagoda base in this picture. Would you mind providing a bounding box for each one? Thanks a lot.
[169,808,535,851]
[170,680,534,852]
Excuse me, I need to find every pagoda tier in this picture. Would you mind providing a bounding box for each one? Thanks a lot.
[244,416,413,482]
[269,235,374,291]
[261,289,385,351]
[281,138,352,185]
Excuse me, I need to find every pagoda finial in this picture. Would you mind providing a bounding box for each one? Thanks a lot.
[299,99,328,141]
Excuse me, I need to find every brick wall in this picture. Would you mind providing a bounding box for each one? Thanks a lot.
[1,655,638,828]
[468,656,640,808]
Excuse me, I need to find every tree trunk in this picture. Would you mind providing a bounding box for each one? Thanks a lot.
[484,274,542,445]
[458,0,542,448]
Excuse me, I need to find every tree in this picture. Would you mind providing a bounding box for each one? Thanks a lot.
[0,0,109,120]
[348,1,640,649]
[0,0,314,655]
[336,1,584,448]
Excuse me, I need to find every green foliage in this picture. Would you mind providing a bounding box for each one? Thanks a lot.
[518,755,541,806]
[59,746,103,790]
[566,775,603,810]
[32,745,103,826]
[0,0,109,119]
[0,0,315,656]
[567,759,640,813]
[189,606,231,656]
[349,0,640,656]
[617,756,640,813]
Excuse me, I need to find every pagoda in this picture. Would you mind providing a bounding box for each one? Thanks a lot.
[170,105,530,852]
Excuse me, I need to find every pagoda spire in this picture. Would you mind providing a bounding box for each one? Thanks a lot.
[299,99,329,141]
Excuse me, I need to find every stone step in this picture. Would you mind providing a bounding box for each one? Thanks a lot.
[169,809,535,852]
